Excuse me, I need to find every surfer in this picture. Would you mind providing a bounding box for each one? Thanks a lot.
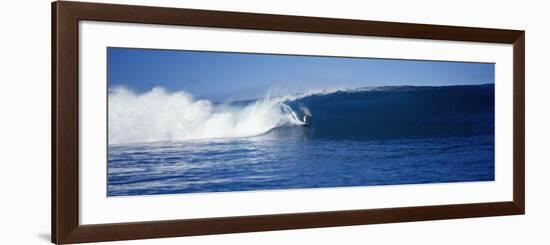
[303,114,311,127]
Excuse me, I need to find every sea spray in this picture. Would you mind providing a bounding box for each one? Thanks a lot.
[301,107,311,117]
[108,87,304,144]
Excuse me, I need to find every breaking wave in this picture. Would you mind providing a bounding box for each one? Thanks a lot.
[109,84,495,144]
[108,87,305,144]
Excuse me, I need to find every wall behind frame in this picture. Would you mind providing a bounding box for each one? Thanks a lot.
[0,0,547,244]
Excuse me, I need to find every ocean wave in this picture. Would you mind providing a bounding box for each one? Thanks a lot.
[109,84,494,144]
[108,87,305,144]
[277,83,495,140]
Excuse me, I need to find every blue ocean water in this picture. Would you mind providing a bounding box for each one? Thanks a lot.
[108,84,495,196]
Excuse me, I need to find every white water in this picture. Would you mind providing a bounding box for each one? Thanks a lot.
[108,87,305,144]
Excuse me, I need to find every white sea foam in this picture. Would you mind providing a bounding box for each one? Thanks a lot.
[108,87,305,144]
[275,86,378,102]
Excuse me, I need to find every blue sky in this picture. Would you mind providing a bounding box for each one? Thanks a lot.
[108,47,494,101]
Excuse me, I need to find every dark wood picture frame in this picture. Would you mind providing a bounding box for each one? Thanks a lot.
[52,1,525,244]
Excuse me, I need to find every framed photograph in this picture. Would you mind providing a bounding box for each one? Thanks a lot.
[52,1,525,244]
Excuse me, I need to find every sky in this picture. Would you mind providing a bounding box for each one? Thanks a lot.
[108,47,494,102]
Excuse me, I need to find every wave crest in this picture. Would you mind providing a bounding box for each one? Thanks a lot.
[109,87,304,144]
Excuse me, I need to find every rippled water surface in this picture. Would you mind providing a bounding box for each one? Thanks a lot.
[108,135,494,196]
